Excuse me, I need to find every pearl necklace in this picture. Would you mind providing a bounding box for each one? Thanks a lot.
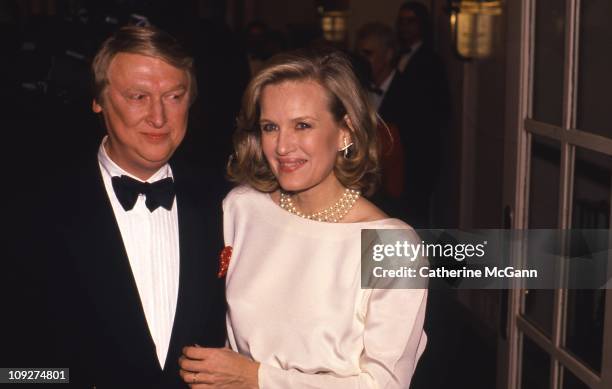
[279,188,361,223]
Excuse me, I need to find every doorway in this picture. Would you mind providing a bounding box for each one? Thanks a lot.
[502,0,612,388]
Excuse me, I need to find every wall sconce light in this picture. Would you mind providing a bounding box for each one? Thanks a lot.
[320,10,348,43]
[447,0,503,60]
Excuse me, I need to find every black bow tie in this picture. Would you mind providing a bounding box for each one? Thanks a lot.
[111,175,175,212]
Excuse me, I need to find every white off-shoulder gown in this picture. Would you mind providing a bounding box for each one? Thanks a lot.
[223,186,428,389]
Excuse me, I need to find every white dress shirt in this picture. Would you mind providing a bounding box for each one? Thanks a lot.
[97,137,180,369]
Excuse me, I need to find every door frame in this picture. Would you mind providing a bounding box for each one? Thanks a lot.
[501,0,612,388]
[500,0,531,387]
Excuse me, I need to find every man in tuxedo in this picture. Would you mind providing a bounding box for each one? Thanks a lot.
[41,26,227,387]
[393,1,451,227]
[355,23,407,218]
[356,14,450,228]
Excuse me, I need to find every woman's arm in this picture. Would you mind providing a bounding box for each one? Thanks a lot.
[257,288,428,389]
[180,288,427,389]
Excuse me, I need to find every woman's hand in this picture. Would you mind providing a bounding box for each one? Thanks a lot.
[179,346,259,388]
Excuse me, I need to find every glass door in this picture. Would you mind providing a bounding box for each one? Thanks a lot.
[502,0,612,388]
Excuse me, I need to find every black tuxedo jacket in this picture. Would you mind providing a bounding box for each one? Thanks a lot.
[381,45,450,122]
[39,151,227,388]
[377,46,450,228]
[376,46,450,224]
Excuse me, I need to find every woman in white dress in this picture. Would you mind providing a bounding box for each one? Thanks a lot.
[179,49,427,388]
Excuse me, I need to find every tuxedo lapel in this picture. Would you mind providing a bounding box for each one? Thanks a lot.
[47,151,225,387]
[379,72,404,123]
[64,158,159,372]
[402,48,422,79]
[163,163,219,371]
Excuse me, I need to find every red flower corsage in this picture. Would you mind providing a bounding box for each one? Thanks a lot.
[217,245,232,278]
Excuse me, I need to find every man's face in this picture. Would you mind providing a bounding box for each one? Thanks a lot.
[357,36,393,85]
[397,9,421,47]
[93,53,190,180]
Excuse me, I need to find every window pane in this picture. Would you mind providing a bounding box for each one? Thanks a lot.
[572,148,610,228]
[528,136,560,228]
[565,148,611,373]
[562,368,590,389]
[532,0,566,125]
[565,289,605,373]
[523,135,560,337]
[521,336,551,389]
[576,0,612,138]
[523,289,554,339]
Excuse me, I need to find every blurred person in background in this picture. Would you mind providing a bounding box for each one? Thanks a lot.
[393,1,451,227]
[356,22,413,223]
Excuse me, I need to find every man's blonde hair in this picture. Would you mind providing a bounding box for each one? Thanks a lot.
[92,25,197,105]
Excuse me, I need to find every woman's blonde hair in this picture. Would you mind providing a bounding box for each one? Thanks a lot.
[227,48,380,196]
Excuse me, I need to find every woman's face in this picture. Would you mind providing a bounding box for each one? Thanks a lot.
[259,80,347,193]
